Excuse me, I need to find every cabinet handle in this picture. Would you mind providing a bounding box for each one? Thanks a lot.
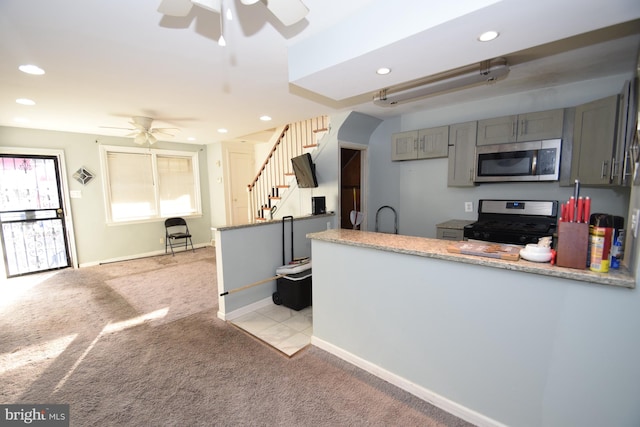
[610,157,618,181]
[469,168,474,181]
[512,121,517,138]
[601,160,609,179]
[623,150,632,184]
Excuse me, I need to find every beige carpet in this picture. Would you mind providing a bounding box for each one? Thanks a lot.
[0,247,473,426]
[105,260,216,326]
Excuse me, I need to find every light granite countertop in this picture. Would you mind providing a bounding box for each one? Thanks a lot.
[212,212,334,232]
[307,229,636,289]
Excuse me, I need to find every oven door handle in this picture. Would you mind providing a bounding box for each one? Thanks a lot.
[531,151,538,176]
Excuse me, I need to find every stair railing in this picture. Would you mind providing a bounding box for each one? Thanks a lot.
[247,116,328,222]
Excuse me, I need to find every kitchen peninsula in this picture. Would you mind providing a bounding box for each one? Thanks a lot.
[308,229,639,427]
[309,229,634,288]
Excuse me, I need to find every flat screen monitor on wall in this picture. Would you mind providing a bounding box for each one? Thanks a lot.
[291,153,318,188]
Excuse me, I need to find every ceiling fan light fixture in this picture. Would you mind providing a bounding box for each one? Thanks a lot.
[134,133,147,145]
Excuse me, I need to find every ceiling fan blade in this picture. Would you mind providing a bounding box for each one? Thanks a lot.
[191,0,221,13]
[158,0,193,16]
[262,0,308,26]
[151,128,177,137]
[100,126,135,130]
[148,134,158,145]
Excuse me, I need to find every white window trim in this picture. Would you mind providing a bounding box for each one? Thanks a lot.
[99,144,202,225]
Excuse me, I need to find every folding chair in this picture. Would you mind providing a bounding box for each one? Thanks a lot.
[165,217,194,255]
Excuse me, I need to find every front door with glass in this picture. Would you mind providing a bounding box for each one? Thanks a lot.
[0,155,71,277]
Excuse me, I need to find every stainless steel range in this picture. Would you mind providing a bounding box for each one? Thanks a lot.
[463,200,558,246]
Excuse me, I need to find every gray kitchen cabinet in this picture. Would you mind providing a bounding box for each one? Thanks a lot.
[418,126,449,158]
[392,126,449,160]
[476,115,517,145]
[518,109,564,141]
[391,130,418,161]
[570,95,619,185]
[476,109,564,145]
[436,219,475,241]
[448,121,477,187]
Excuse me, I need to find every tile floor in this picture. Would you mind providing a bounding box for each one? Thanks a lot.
[230,304,312,357]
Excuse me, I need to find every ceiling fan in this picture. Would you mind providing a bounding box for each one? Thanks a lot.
[158,0,309,26]
[103,116,177,145]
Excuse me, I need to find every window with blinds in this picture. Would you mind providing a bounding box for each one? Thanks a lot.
[100,145,201,223]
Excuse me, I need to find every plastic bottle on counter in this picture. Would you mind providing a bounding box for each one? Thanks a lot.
[589,213,614,273]
[610,216,625,269]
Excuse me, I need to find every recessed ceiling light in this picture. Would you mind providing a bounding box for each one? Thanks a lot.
[260,115,272,122]
[218,128,228,133]
[376,67,391,75]
[16,98,36,106]
[478,31,499,42]
[14,117,29,123]
[187,137,196,141]
[18,64,45,75]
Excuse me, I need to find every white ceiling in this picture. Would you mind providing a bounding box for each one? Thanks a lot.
[1,0,639,145]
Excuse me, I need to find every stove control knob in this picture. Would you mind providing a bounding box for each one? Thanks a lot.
[473,231,481,239]
[482,232,491,240]
[519,235,528,243]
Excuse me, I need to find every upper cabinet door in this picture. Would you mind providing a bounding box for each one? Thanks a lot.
[570,95,619,185]
[391,130,418,161]
[418,126,449,159]
[476,115,517,145]
[448,121,477,187]
[477,109,564,145]
[517,109,564,141]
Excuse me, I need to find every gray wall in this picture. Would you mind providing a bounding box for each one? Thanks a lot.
[215,215,332,316]
[311,238,640,427]
[0,127,212,265]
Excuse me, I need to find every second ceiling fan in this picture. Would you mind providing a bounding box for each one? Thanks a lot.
[106,116,177,145]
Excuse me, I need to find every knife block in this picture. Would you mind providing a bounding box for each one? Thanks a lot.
[556,222,589,269]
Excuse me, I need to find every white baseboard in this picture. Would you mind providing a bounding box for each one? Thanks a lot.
[311,337,507,427]
[217,296,273,321]
[79,243,212,268]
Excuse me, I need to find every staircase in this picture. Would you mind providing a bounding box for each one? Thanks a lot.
[248,115,329,222]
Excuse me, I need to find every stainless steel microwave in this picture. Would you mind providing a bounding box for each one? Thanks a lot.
[474,139,561,182]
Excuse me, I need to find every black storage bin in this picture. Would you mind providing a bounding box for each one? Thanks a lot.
[274,270,312,311]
